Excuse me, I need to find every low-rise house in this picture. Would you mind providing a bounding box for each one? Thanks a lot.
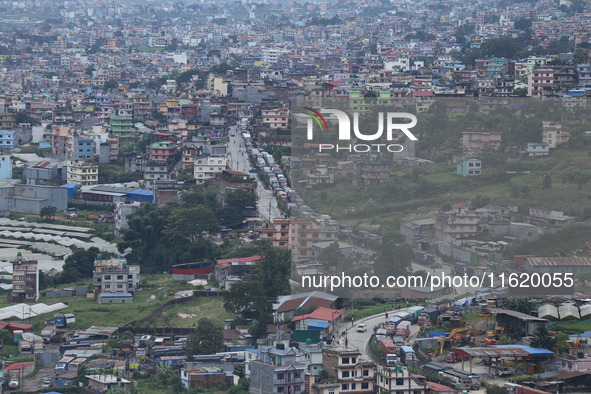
[215,255,262,291]
[97,292,134,304]
[87,375,132,393]
[456,158,481,176]
[181,367,227,389]
[526,143,549,157]
[291,307,343,333]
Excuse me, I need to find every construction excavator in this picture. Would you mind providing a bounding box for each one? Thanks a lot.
[437,326,474,354]
[485,326,505,345]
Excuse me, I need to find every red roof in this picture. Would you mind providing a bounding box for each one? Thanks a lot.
[452,204,465,209]
[413,90,433,97]
[276,297,336,313]
[5,362,35,372]
[426,381,459,392]
[217,255,262,266]
[291,307,343,322]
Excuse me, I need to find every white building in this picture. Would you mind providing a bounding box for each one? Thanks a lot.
[262,48,288,64]
[114,201,140,237]
[144,163,170,188]
[526,143,550,157]
[193,156,228,184]
[374,366,427,394]
[67,160,99,186]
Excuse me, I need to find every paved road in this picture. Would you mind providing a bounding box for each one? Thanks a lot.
[228,127,281,221]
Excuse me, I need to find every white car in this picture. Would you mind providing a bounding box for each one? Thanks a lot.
[356,324,367,332]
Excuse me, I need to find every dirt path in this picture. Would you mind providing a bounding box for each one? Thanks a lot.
[22,364,56,391]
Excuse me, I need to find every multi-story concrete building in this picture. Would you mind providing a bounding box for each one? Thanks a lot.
[67,160,99,186]
[358,154,391,185]
[577,64,591,88]
[92,256,140,297]
[435,207,480,241]
[0,130,14,149]
[110,115,134,138]
[374,366,427,394]
[542,121,570,148]
[261,218,338,261]
[321,348,375,394]
[144,163,170,188]
[107,135,119,162]
[456,158,481,176]
[461,130,502,153]
[193,156,228,184]
[9,252,39,303]
[114,201,140,238]
[0,155,12,180]
[0,184,68,213]
[70,136,94,160]
[262,108,288,129]
[262,48,288,64]
[528,69,555,96]
[250,345,307,394]
[150,141,176,163]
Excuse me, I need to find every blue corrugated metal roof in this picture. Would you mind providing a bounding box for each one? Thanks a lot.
[307,320,330,328]
[100,293,133,297]
[128,189,153,196]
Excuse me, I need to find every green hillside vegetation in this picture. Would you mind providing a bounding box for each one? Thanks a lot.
[301,99,591,233]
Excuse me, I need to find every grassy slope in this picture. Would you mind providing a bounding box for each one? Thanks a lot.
[306,149,591,231]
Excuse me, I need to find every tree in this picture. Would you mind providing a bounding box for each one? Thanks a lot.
[503,297,534,315]
[374,235,414,280]
[251,240,291,302]
[61,247,102,283]
[103,79,118,90]
[529,325,556,350]
[542,174,552,189]
[184,318,224,356]
[223,280,272,321]
[318,241,344,271]
[514,18,532,31]
[520,185,530,198]
[470,195,491,208]
[220,189,256,225]
[563,170,591,196]
[440,201,452,212]
[163,206,219,242]
[486,384,510,394]
[40,206,57,219]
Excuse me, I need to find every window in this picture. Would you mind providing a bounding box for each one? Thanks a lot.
[341,385,348,391]
[104,284,111,289]
[277,388,285,393]
[104,275,111,280]
[396,379,404,386]
[351,357,356,364]
[277,373,284,380]
[117,275,123,280]
[329,391,334,394]
[342,371,349,378]
[294,372,301,379]
[15,276,23,281]
[128,275,133,279]
[15,285,23,290]
[295,386,301,391]
[351,384,356,390]
[363,370,369,376]
[117,284,123,289]
[361,383,369,390]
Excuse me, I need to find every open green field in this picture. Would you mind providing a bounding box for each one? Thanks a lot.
[21,275,225,332]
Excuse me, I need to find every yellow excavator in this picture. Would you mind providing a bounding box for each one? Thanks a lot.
[437,326,473,354]
[485,327,505,345]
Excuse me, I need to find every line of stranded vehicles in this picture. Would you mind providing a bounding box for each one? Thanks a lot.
[374,304,509,368]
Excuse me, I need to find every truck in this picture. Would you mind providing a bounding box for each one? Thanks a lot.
[64,313,75,327]
[446,351,461,363]
[419,308,440,326]
[395,321,411,338]
[385,316,401,335]
[8,370,20,389]
[454,262,467,275]
[41,325,56,343]
[55,356,75,375]
[408,306,425,323]
[399,346,416,365]
[379,340,397,366]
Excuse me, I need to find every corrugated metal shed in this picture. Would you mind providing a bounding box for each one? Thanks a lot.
[453,345,554,359]
[526,257,591,266]
[580,304,591,319]
[559,304,580,320]
[538,304,559,320]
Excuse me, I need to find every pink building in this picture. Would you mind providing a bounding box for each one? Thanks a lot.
[461,130,502,153]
